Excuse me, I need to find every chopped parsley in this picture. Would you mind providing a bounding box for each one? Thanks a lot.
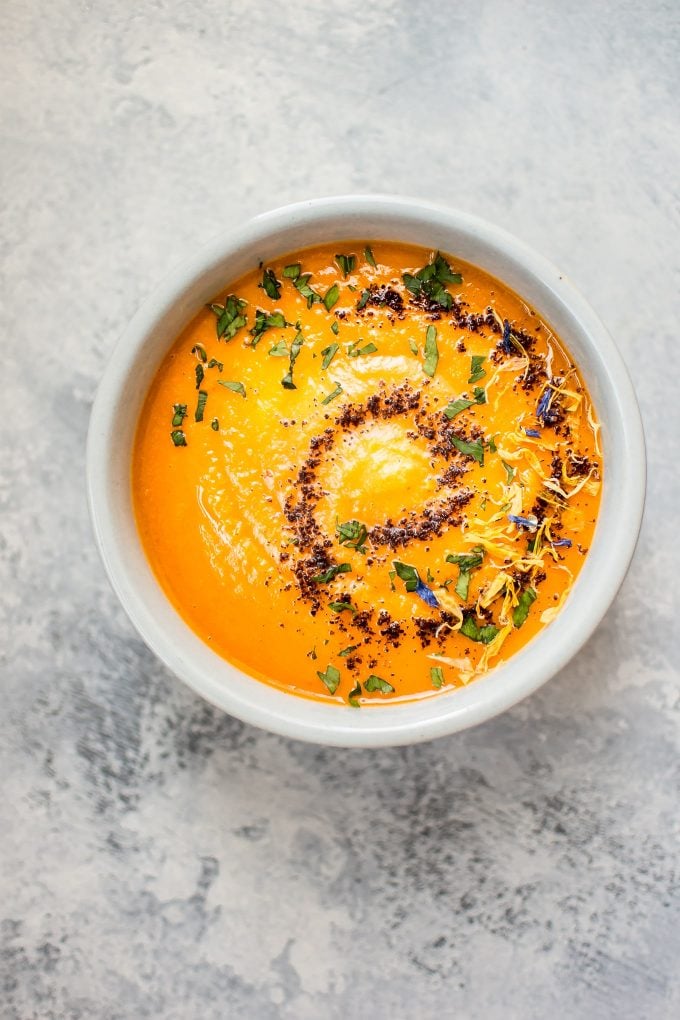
[335,253,356,277]
[170,430,187,447]
[364,675,395,694]
[347,341,378,358]
[450,435,485,465]
[194,390,208,422]
[250,309,289,347]
[443,386,486,419]
[317,663,340,695]
[218,379,246,398]
[261,268,281,300]
[281,330,304,389]
[209,295,248,341]
[356,289,370,310]
[191,343,207,363]
[282,263,301,280]
[195,363,204,389]
[423,325,439,377]
[331,320,340,336]
[312,563,352,584]
[321,343,339,369]
[408,336,419,356]
[339,644,359,657]
[468,355,486,383]
[364,246,376,267]
[329,600,355,614]
[393,561,439,607]
[210,418,219,431]
[402,252,462,309]
[321,382,343,404]
[337,520,368,553]
[294,273,321,308]
[446,546,485,601]
[171,403,187,427]
[324,284,340,311]
[513,587,537,628]
[460,615,499,644]
[430,666,445,689]
[207,358,223,371]
[348,680,362,707]
[268,339,289,357]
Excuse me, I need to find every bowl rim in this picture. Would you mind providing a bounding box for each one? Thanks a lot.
[87,194,646,747]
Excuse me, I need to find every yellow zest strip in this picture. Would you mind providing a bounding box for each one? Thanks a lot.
[459,624,513,684]
[540,563,574,624]
[433,591,464,633]
[428,653,472,672]
[586,399,602,456]
[478,571,514,610]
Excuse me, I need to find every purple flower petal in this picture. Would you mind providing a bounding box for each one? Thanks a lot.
[415,579,439,608]
[524,427,541,438]
[551,538,572,548]
[500,319,514,353]
[508,514,539,532]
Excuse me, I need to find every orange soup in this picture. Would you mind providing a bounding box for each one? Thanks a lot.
[133,243,602,705]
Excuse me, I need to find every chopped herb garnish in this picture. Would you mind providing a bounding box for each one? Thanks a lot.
[337,519,368,553]
[460,615,499,644]
[261,268,281,300]
[408,336,419,356]
[450,435,485,465]
[210,418,219,431]
[218,379,246,398]
[446,546,485,601]
[393,561,439,607]
[335,253,356,278]
[194,390,208,422]
[172,403,187,427]
[443,386,486,419]
[423,324,439,377]
[364,674,395,694]
[348,680,362,707]
[513,587,537,628]
[508,513,539,531]
[502,460,515,483]
[294,273,321,308]
[321,383,343,404]
[170,430,187,447]
[250,309,289,347]
[321,343,339,369]
[324,283,340,311]
[339,644,359,657]
[329,601,355,614]
[207,358,223,371]
[356,289,370,310]
[347,341,378,358]
[209,295,248,341]
[402,252,461,309]
[331,321,340,336]
[281,329,304,390]
[191,343,207,363]
[364,245,376,267]
[488,435,497,453]
[195,363,204,389]
[317,663,340,695]
[473,387,487,404]
[468,355,486,383]
[268,339,289,357]
[312,563,352,584]
[426,566,435,583]
[388,569,396,591]
[283,263,301,280]
[430,666,445,689]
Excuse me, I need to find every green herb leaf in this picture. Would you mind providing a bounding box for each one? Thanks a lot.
[210,418,219,431]
[207,358,223,371]
[364,245,376,267]
[357,289,370,310]
[170,430,187,447]
[218,379,246,398]
[348,680,362,707]
[283,263,301,280]
[339,644,359,657]
[502,460,515,483]
[324,283,340,311]
[364,674,395,694]
[191,343,207,363]
[446,547,485,602]
[171,403,187,427]
[321,343,339,369]
[430,666,445,689]
[401,252,462,309]
[468,355,486,383]
[347,341,378,358]
[451,436,484,465]
[409,336,419,356]
[281,329,304,390]
[336,520,368,553]
[329,601,355,614]
[331,321,340,336]
[460,616,499,644]
[294,273,321,308]
[513,587,537,628]
[473,386,487,404]
[335,253,356,278]
[423,324,439,377]
[322,383,343,405]
[393,561,420,593]
[210,295,248,341]
[194,390,208,422]
[261,268,281,300]
[312,563,352,584]
[250,309,289,347]
[268,339,289,357]
[388,569,396,591]
[444,397,474,419]
[317,663,341,695]
[195,363,204,389]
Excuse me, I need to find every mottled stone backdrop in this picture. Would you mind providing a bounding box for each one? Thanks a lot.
[1,1,678,1018]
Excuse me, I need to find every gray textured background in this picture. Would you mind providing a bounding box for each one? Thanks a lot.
[2,2,679,1018]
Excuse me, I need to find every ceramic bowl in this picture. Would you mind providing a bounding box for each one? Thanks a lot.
[87,196,645,746]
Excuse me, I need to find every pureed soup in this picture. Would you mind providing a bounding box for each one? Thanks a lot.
[133,243,602,705]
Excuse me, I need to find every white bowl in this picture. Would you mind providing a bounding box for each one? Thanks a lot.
[87,196,645,747]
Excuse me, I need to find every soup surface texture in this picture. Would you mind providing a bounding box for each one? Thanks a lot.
[133,243,602,705]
